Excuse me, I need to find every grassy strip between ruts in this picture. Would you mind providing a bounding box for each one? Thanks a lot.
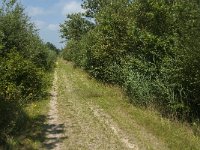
[58,58,200,150]
[3,72,53,150]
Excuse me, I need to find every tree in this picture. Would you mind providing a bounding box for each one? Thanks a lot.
[60,13,94,41]
[61,0,200,121]
[82,0,111,18]
[46,42,59,54]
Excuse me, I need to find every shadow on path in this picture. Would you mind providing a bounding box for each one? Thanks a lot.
[3,112,67,149]
[43,115,68,149]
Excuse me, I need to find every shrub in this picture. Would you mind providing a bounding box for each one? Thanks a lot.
[0,51,47,143]
[61,0,200,121]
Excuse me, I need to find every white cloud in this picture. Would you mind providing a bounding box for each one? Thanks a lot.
[62,1,85,15]
[47,24,59,31]
[27,7,46,16]
[34,20,46,29]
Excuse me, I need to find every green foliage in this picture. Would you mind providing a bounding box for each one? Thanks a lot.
[0,2,34,56]
[0,51,47,141]
[0,0,57,144]
[60,12,95,68]
[61,0,200,122]
[46,42,60,54]
[127,0,200,119]
[81,0,112,18]
[60,13,94,41]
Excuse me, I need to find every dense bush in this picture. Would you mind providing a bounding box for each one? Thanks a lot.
[0,0,57,144]
[0,51,46,140]
[60,0,200,121]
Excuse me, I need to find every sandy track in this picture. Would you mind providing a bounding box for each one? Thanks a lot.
[57,69,137,150]
[44,70,65,150]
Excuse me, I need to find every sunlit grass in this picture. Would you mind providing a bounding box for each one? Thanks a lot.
[59,58,200,150]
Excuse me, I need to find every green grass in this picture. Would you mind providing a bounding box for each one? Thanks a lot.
[4,58,199,149]
[7,99,49,149]
[59,58,200,150]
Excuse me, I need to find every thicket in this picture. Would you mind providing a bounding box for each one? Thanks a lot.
[0,0,57,144]
[60,0,200,122]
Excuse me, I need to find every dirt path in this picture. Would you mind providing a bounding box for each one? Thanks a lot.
[44,70,66,150]
[44,60,168,150]
[57,64,138,150]
[44,61,139,150]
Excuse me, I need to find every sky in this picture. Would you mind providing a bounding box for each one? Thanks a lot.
[19,0,84,49]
